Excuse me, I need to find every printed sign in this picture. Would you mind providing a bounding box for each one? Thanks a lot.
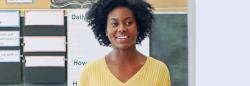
[0,31,20,46]
[0,50,20,62]
[0,11,19,27]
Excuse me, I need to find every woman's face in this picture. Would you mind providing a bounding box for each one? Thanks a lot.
[106,7,138,49]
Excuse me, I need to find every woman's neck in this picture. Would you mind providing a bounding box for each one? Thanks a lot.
[108,45,141,64]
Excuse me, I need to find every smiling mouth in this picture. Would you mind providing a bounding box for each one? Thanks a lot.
[115,35,128,41]
[116,35,128,39]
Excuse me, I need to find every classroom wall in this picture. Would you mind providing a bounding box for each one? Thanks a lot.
[195,0,250,86]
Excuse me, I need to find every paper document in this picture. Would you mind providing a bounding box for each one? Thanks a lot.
[23,36,66,52]
[0,50,20,62]
[0,11,19,27]
[25,10,64,25]
[25,56,65,67]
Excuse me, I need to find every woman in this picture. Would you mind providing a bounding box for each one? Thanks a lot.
[79,0,171,86]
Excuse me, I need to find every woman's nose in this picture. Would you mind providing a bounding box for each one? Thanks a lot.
[117,24,127,32]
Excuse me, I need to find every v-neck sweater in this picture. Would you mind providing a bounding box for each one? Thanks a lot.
[79,57,171,86]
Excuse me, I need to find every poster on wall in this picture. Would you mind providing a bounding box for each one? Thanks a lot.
[67,9,149,86]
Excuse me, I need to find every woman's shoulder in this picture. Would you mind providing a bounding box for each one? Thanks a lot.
[148,57,167,67]
[79,57,105,85]
[147,56,169,72]
[80,57,105,73]
[147,57,171,85]
[83,57,104,69]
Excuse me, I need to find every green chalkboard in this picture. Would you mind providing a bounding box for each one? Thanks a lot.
[150,14,188,86]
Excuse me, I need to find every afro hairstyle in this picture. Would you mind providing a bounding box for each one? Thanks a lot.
[85,0,154,46]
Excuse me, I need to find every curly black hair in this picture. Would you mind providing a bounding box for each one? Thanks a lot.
[85,0,154,46]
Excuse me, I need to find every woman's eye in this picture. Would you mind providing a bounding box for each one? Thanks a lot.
[126,21,132,26]
[112,23,118,27]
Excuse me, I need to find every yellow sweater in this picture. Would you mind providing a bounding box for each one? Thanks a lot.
[79,57,171,86]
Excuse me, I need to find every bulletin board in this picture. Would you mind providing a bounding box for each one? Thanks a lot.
[151,13,188,86]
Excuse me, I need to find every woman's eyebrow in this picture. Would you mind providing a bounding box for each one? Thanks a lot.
[124,17,135,22]
[109,17,133,21]
[124,17,132,20]
[110,18,118,22]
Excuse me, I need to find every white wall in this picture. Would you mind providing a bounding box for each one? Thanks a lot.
[194,0,250,86]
